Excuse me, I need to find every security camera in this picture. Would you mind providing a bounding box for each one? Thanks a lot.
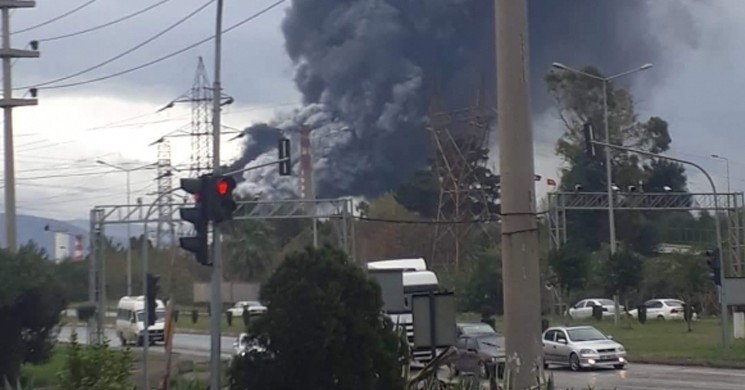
[628,185,637,192]
[663,186,672,192]
[574,184,582,192]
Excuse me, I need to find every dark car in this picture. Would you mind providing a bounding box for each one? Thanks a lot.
[450,332,506,380]
[456,322,498,337]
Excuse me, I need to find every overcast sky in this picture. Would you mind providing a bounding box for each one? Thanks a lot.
[1,0,744,221]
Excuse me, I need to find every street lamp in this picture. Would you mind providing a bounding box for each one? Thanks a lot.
[96,159,157,296]
[552,61,653,326]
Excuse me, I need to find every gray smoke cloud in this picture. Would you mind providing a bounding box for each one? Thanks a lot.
[236,0,702,200]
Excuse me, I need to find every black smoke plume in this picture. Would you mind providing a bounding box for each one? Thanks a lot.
[236,0,700,200]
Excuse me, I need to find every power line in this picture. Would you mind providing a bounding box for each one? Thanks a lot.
[31,0,287,91]
[38,0,172,42]
[355,216,500,225]
[12,0,99,35]
[23,0,216,89]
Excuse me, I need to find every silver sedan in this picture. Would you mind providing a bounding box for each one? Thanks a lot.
[542,325,627,371]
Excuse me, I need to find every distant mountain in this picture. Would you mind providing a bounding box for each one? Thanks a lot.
[0,214,142,259]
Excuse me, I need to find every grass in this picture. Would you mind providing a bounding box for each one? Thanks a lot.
[467,313,745,368]
[20,346,67,388]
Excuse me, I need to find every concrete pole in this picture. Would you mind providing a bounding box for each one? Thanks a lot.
[1,2,38,252]
[2,8,16,252]
[495,0,542,388]
[210,1,224,388]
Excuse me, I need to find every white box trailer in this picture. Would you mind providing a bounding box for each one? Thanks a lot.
[367,258,440,366]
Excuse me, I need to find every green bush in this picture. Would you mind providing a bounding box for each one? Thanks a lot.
[57,332,133,390]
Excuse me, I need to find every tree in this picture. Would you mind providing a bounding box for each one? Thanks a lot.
[603,245,643,304]
[393,164,440,218]
[548,240,590,299]
[228,245,404,390]
[0,242,67,383]
[355,193,432,262]
[394,147,500,220]
[460,245,503,316]
[546,65,688,253]
[223,219,278,282]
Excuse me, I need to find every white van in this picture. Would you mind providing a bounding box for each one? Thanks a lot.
[115,296,166,346]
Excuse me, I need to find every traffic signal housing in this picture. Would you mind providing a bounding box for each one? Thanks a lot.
[179,176,210,265]
[705,249,722,286]
[145,273,160,326]
[278,137,291,176]
[206,175,237,223]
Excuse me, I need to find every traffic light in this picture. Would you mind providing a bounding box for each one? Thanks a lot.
[582,122,596,158]
[705,249,722,286]
[145,273,160,326]
[206,174,237,223]
[179,176,210,265]
[278,137,291,176]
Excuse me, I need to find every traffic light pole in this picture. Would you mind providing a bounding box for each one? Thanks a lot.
[592,140,729,350]
[138,188,178,390]
[142,224,151,390]
[210,1,224,388]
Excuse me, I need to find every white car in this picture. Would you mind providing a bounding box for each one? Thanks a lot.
[543,325,627,371]
[226,300,267,318]
[567,298,625,320]
[627,299,697,321]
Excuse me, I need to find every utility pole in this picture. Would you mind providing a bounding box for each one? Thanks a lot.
[209,0,224,388]
[1,0,39,252]
[495,0,542,388]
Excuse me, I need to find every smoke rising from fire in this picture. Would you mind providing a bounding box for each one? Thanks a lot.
[234,0,701,200]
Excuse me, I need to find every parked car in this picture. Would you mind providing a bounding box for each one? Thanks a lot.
[542,325,627,371]
[450,332,506,379]
[226,300,267,317]
[456,322,498,337]
[627,298,698,321]
[567,298,625,319]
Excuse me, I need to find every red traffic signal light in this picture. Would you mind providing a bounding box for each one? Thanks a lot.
[207,175,237,223]
[217,179,230,196]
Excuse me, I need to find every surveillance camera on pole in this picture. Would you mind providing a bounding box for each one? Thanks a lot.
[582,122,596,158]
[278,137,291,176]
[178,175,210,265]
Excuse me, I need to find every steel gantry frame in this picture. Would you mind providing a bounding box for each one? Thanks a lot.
[547,191,745,275]
[87,197,355,343]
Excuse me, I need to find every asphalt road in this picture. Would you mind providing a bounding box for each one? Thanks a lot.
[59,327,745,389]
[57,326,235,358]
[547,364,745,389]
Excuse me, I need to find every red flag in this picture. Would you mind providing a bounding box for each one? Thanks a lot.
[547,178,557,186]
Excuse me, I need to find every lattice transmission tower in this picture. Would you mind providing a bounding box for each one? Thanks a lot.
[169,57,214,177]
[155,139,174,246]
[428,88,496,270]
